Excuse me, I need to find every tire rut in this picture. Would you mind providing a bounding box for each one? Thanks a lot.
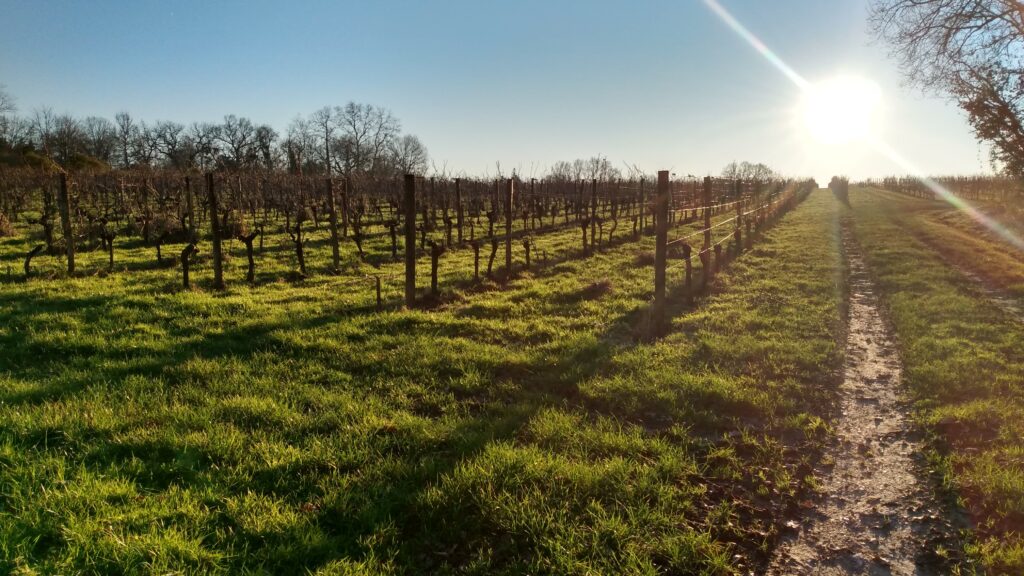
[766,220,963,575]
[911,221,1023,323]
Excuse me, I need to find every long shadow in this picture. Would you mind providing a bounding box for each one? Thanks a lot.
[0,195,818,573]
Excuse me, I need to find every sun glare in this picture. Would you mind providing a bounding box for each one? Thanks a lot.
[801,75,882,145]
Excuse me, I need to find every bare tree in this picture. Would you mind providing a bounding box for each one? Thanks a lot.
[721,161,776,181]
[131,121,160,167]
[188,122,219,171]
[0,85,15,144]
[335,102,400,176]
[389,133,429,174]
[83,116,117,164]
[1,116,31,147]
[0,85,14,117]
[52,115,85,166]
[216,114,257,169]
[254,124,279,170]
[871,0,1024,176]
[30,107,57,156]
[115,111,136,168]
[310,107,336,175]
[283,116,315,175]
[155,120,186,168]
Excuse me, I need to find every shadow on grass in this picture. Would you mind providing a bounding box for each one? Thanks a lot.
[0,202,818,573]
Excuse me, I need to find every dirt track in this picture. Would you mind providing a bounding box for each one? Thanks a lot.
[766,222,962,575]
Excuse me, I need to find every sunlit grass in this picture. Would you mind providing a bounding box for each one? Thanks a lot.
[850,187,1024,574]
[0,193,841,574]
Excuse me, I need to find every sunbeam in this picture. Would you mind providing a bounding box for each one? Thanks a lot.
[702,0,1024,253]
[870,139,1024,251]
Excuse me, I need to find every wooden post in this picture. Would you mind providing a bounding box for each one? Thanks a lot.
[429,241,445,296]
[504,178,514,280]
[404,174,416,307]
[471,240,480,280]
[683,243,693,298]
[702,176,712,253]
[185,175,195,240]
[24,245,44,278]
[735,183,744,255]
[590,178,598,248]
[487,238,499,278]
[375,276,382,310]
[653,170,670,317]
[341,176,350,237]
[57,173,75,275]
[181,243,197,289]
[327,178,341,273]
[639,178,646,234]
[207,173,225,290]
[455,178,464,243]
[103,231,115,271]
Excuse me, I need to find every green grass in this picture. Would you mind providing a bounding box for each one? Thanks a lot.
[0,191,841,574]
[849,187,1024,573]
[864,189,1024,301]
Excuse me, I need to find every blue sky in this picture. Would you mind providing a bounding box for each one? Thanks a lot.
[0,0,987,181]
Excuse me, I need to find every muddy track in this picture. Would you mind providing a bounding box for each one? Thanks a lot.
[947,262,1024,323]
[910,222,1023,323]
[766,220,963,575]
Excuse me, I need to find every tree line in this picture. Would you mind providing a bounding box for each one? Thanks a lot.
[0,91,429,178]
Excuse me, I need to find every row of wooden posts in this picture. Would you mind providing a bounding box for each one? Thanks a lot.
[30,171,806,321]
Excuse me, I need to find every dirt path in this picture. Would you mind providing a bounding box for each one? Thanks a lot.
[909,222,1024,323]
[935,256,1024,324]
[951,264,1023,323]
[766,222,961,575]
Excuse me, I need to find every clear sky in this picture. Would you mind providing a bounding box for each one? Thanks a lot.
[0,0,989,182]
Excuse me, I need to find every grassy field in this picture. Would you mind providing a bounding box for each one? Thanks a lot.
[850,187,1024,573]
[874,190,1024,301]
[0,190,842,574]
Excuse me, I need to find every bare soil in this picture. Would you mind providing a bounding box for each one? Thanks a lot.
[766,222,965,575]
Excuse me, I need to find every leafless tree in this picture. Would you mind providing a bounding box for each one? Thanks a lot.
[131,121,161,167]
[115,111,136,168]
[154,121,186,168]
[0,85,14,117]
[389,133,429,174]
[870,0,1024,176]
[722,161,776,181]
[51,115,85,166]
[0,85,15,144]
[188,122,219,171]
[283,116,315,175]
[30,107,57,156]
[254,124,279,170]
[83,116,117,164]
[217,114,256,169]
[310,107,336,175]
[335,102,400,176]
[1,116,31,147]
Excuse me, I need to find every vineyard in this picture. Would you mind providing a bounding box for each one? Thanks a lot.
[10,0,1024,571]
[870,174,1024,203]
[0,168,812,313]
[0,163,835,574]
[3,163,1024,573]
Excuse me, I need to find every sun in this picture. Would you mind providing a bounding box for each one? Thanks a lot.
[800,75,883,145]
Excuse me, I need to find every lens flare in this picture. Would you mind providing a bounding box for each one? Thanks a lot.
[702,0,1024,253]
